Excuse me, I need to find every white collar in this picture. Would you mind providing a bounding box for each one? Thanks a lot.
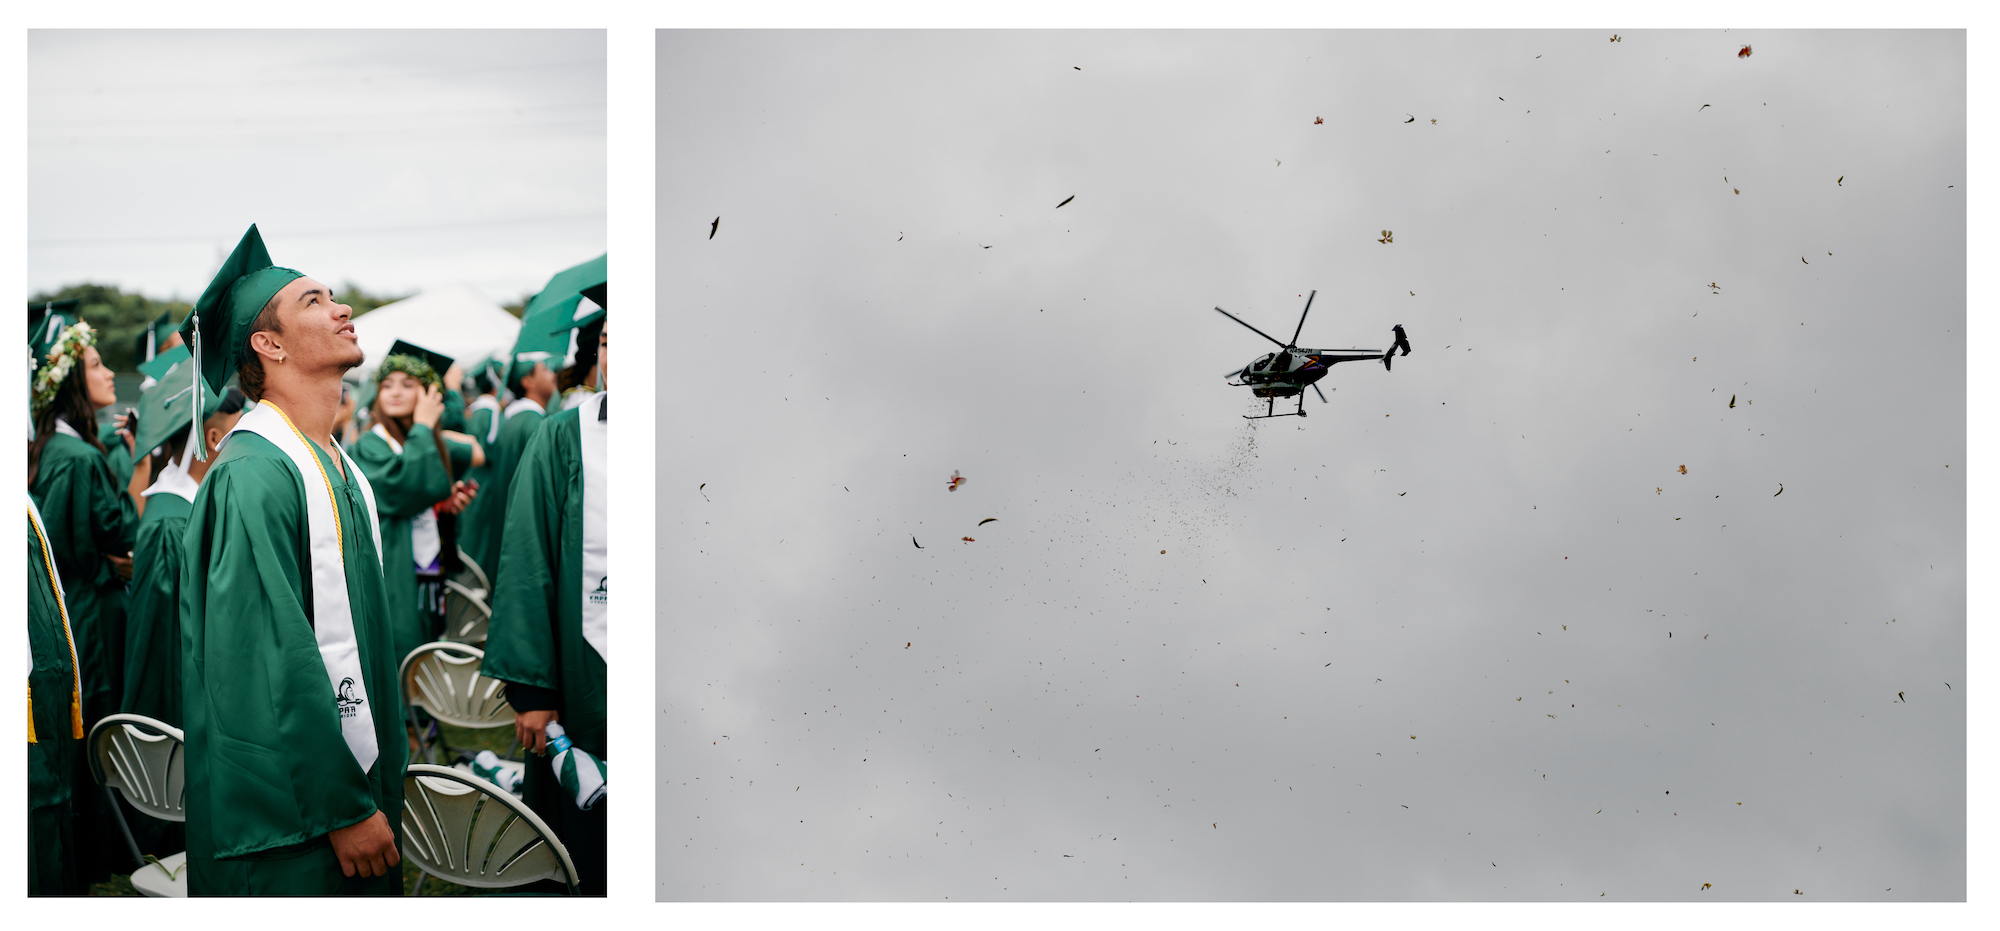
[53,417,83,440]
[503,397,544,419]
[469,394,501,412]
[141,428,202,504]
[368,422,403,455]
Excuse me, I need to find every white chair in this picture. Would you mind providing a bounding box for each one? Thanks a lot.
[400,641,517,766]
[88,713,187,897]
[452,546,490,595]
[402,764,577,894]
[438,579,491,646]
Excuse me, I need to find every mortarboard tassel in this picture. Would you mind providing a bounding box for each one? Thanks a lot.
[190,311,206,462]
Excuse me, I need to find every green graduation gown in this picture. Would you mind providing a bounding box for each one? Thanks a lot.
[122,493,191,727]
[28,501,85,896]
[181,431,405,896]
[484,396,606,895]
[351,425,454,666]
[30,430,131,731]
[31,427,133,884]
[459,400,544,582]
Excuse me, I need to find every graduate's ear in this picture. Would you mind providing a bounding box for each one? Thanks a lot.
[248,328,286,365]
[204,424,227,456]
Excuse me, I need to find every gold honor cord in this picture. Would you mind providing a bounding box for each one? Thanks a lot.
[262,402,344,562]
[28,505,84,740]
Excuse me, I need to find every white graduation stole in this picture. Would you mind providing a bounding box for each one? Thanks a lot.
[469,394,502,444]
[368,424,441,570]
[579,392,607,661]
[222,401,385,774]
[503,397,544,421]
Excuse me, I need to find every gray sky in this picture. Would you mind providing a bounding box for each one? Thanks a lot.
[658,30,1965,902]
[28,29,605,305]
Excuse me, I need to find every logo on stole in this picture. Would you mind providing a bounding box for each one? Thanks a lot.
[335,677,365,719]
[590,575,607,605]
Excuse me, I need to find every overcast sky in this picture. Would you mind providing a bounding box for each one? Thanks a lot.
[27,29,605,305]
[658,30,1965,902]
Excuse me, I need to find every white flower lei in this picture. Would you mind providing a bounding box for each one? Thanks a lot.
[32,321,97,414]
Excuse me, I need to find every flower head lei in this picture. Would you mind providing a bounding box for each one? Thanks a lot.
[373,353,440,390]
[31,321,97,414]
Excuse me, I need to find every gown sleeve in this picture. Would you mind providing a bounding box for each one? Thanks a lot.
[445,437,474,476]
[181,456,380,857]
[481,418,567,693]
[349,427,452,520]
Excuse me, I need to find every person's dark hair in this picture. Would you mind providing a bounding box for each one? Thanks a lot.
[507,362,532,399]
[558,318,605,392]
[237,294,284,403]
[27,363,108,488]
[370,377,454,482]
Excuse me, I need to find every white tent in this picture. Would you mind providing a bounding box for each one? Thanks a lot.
[348,283,521,383]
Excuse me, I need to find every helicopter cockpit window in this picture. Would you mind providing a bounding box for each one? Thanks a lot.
[1253,354,1273,371]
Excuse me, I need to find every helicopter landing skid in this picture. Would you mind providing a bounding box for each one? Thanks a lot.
[1244,395,1308,419]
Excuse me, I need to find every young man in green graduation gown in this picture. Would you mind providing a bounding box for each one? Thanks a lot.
[459,353,556,581]
[486,315,608,896]
[28,496,86,895]
[178,225,405,895]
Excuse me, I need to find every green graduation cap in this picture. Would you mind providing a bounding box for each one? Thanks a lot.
[510,254,606,389]
[519,253,606,325]
[179,224,305,397]
[382,339,454,387]
[128,353,228,465]
[135,310,181,365]
[29,299,81,367]
[137,344,191,383]
[177,224,304,461]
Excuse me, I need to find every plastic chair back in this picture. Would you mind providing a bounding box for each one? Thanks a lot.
[402,763,577,893]
[400,641,515,730]
[439,579,491,645]
[452,547,490,595]
[88,713,186,824]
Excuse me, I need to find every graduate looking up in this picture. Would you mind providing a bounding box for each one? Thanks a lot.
[487,307,608,895]
[178,224,405,895]
[352,348,483,723]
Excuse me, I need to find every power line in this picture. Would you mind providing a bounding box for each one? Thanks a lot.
[30,57,605,95]
[28,116,607,147]
[30,101,603,127]
[30,212,606,247]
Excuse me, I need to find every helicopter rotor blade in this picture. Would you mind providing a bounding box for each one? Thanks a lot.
[1213,306,1289,350]
[1313,383,1328,404]
[1289,290,1317,347]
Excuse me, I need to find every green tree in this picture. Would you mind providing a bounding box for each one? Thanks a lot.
[28,283,190,374]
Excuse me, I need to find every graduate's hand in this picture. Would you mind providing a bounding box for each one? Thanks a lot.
[105,553,133,582]
[516,709,560,755]
[327,810,400,879]
[443,363,465,392]
[435,481,477,515]
[414,384,445,430]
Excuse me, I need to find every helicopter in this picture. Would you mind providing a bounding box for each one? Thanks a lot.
[1215,290,1405,419]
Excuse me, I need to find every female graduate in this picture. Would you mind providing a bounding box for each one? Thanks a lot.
[27,318,133,885]
[351,354,483,688]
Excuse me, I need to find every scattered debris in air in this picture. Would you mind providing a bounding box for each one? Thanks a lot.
[947,470,966,492]
[1679,465,1688,474]
[912,536,923,549]
[709,217,720,239]
[1378,230,1394,244]
[1056,195,1075,209]
[978,518,998,526]
[1739,45,1753,58]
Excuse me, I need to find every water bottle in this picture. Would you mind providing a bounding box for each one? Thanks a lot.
[546,722,607,810]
